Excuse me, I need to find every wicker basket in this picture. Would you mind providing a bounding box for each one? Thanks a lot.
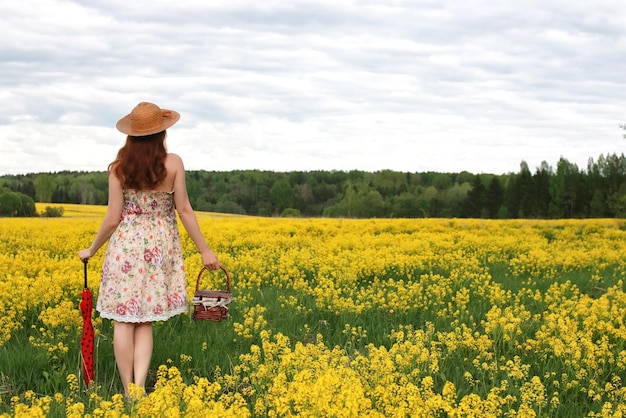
[191,266,234,321]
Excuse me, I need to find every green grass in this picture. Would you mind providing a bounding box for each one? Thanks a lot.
[1,260,625,417]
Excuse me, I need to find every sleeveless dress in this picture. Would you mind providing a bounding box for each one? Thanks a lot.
[96,189,188,322]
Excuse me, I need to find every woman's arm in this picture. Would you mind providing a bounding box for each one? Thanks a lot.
[169,153,220,269]
[78,172,124,260]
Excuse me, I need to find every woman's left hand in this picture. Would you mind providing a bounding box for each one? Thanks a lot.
[78,248,94,261]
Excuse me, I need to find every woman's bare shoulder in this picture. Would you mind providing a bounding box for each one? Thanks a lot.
[165,153,184,167]
[166,152,182,161]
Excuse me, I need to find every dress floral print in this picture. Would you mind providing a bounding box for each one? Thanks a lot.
[97,190,187,322]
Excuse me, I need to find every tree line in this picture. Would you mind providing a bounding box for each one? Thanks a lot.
[1,153,626,218]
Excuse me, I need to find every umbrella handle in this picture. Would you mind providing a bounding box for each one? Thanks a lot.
[83,259,88,289]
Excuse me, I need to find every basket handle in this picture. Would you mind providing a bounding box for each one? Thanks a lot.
[195,266,230,293]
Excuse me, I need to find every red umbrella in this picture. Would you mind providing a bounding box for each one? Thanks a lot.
[80,260,94,386]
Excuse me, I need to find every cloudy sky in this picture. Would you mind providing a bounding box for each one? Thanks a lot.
[1,0,625,176]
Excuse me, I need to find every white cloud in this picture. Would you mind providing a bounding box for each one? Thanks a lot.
[0,0,625,176]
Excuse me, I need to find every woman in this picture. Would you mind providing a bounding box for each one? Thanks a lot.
[78,102,220,395]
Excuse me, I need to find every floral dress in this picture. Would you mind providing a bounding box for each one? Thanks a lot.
[97,190,187,322]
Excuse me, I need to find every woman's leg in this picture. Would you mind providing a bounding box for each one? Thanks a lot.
[133,322,153,388]
[113,321,135,395]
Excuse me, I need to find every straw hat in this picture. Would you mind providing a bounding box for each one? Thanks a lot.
[116,102,180,136]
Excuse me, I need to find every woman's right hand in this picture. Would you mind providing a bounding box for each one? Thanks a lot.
[201,250,220,270]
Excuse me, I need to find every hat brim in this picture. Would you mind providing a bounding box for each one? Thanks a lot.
[116,109,180,136]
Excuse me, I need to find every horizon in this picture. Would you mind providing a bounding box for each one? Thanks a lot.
[2,150,624,178]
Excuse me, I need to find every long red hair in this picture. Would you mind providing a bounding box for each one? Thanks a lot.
[109,131,168,190]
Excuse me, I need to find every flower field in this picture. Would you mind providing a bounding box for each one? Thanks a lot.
[1,204,626,417]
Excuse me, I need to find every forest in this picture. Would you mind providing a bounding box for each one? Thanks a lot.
[1,153,626,219]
